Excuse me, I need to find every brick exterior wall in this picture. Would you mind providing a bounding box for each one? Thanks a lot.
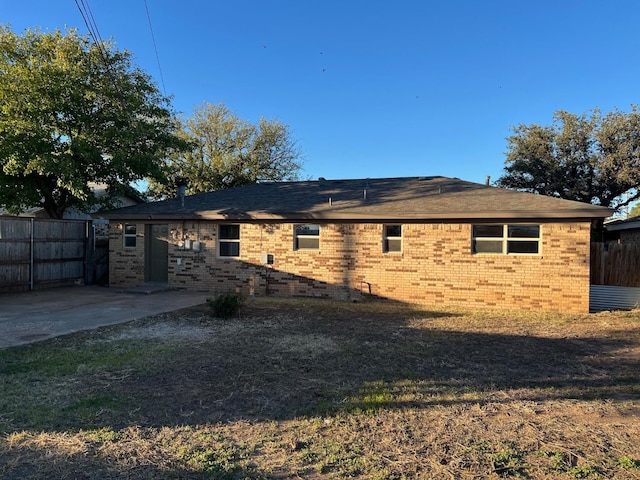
[109,221,592,313]
[109,222,145,286]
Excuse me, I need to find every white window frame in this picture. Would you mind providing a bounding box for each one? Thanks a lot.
[472,224,541,255]
[123,223,137,248]
[294,224,320,250]
[218,224,240,258]
[383,224,402,253]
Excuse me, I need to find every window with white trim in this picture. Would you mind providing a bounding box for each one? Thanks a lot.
[123,224,137,248]
[294,224,320,250]
[472,224,541,254]
[218,224,240,257]
[384,224,402,253]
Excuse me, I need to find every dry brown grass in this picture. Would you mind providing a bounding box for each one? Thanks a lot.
[0,297,639,479]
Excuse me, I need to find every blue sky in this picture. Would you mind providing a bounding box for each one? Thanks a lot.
[3,1,640,185]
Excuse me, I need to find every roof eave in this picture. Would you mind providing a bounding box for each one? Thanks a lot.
[99,208,612,222]
[605,220,640,231]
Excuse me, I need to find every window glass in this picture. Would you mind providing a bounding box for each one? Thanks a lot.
[472,224,541,255]
[124,224,136,248]
[219,224,240,240]
[473,240,503,254]
[295,224,320,236]
[297,237,320,249]
[385,239,401,252]
[294,224,320,250]
[508,225,540,238]
[219,241,240,257]
[385,225,402,238]
[218,224,240,257]
[507,240,539,254]
[473,225,503,237]
[384,224,402,252]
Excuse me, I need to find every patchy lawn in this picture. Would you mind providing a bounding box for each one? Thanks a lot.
[1,297,639,479]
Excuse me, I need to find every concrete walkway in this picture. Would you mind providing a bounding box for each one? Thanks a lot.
[0,285,209,349]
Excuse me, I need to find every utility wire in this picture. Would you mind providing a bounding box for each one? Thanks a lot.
[74,0,128,102]
[74,0,110,64]
[75,0,101,42]
[143,0,167,96]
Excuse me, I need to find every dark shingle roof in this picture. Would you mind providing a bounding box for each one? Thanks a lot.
[100,176,613,222]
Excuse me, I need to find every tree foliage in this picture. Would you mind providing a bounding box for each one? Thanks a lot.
[496,107,640,210]
[0,26,187,218]
[628,202,640,218]
[147,102,303,199]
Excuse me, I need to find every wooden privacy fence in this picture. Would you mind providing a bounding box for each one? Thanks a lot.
[591,242,640,287]
[0,216,107,293]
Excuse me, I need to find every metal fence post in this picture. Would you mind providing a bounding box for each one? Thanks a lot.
[29,217,34,291]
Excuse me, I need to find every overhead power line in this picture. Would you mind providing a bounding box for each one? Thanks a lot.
[74,0,110,63]
[74,0,167,101]
[73,0,128,106]
[143,0,167,96]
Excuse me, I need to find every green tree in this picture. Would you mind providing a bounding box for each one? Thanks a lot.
[628,202,640,218]
[496,107,640,210]
[0,26,187,218]
[147,102,303,198]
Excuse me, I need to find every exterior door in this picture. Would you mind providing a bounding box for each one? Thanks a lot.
[146,224,168,283]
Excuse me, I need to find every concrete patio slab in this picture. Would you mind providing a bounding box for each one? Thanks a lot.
[0,285,209,349]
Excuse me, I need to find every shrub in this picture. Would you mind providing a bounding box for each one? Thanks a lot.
[206,294,244,319]
[618,456,640,470]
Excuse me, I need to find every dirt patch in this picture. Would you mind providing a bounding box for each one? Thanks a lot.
[105,323,215,343]
[269,333,340,357]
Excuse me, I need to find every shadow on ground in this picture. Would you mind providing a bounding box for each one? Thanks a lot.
[1,299,638,434]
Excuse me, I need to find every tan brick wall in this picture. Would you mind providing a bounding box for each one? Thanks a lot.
[108,222,145,286]
[109,221,592,313]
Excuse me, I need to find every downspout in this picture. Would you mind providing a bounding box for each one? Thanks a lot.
[29,217,34,291]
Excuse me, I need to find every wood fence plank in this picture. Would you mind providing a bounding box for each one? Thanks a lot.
[591,242,640,287]
[0,217,90,292]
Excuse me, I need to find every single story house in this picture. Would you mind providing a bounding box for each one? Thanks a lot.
[603,216,640,244]
[100,176,612,313]
[0,182,144,220]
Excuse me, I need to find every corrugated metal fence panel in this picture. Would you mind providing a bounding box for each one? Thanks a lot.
[589,285,640,312]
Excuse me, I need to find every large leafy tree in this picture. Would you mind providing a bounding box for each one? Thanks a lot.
[496,107,640,210]
[147,102,303,198]
[0,26,187,218]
